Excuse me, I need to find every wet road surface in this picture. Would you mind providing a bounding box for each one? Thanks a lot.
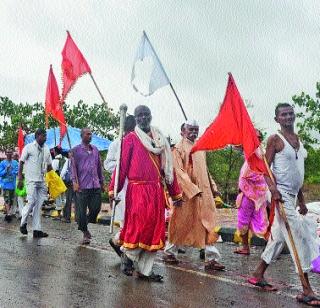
[0,215,318,307]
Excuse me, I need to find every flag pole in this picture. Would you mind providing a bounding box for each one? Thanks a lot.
[143,31,188,121]
[89,73,108,107]
[169,83,188,121]
[261,150,308,289]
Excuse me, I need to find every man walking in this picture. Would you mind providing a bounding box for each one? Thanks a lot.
[60,151,74,223]
[165,120,224,270]
[249,103,319,306]
[0,149,18,222]
[18,128,52,237]
[71,128,105,245]
[104,115,136,257]
[109,105,182,282]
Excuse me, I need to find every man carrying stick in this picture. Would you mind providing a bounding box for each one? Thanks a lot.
[249,103,319,306]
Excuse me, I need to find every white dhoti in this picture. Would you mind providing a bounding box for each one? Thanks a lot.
[262,190,319,273]
[21,182,47,231]
[123,248,156,276]
[164,242,221,261]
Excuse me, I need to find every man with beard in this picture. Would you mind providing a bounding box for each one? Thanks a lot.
[165,120,225,270]
[109,105,182,282]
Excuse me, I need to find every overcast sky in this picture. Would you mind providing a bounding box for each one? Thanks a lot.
[1,1,320,141]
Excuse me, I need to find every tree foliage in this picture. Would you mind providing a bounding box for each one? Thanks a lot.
[207,148,244,204]
[292,82,320,147]
[0,96,119,151]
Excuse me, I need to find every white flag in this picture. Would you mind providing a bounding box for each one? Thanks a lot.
[131,31,170,96]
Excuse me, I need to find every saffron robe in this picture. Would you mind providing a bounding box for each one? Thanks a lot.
[109,132,181,252]
[169,138,218,248]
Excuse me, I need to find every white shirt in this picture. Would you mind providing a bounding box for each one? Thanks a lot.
[104,139,119,173]
[20,141,52,183]
[60,158,70,180]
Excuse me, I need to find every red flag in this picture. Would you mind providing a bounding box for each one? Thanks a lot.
[17,127,24,156]
[191,73,267,174]
[61,31,91,102]
[45,65,67,139]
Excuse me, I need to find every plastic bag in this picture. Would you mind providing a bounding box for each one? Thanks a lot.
[45,170,67,199]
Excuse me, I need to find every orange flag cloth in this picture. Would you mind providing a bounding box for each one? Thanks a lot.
[191,73,267,175]
[45,65,67,139]
[61,31,91,102]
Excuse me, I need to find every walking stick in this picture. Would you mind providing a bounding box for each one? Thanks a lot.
[109,104,127,234]
[262,153,308,289]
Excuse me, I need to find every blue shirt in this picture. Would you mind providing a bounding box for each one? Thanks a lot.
[0,159,18,190]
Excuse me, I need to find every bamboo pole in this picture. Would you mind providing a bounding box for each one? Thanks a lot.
[89,73,108,107]
[261,153,308,289]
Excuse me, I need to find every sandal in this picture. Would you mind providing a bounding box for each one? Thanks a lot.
[234,248,250,255]
[204,260,225,271]
[121,254,134,276]
[248,277,278,291]
[137,272,163,282]
[80,237,90,245]
[297,294,320,307]
[163,254,179,264]
[109,239,123,258]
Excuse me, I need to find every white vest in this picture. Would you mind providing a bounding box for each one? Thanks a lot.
[272,133,307,195]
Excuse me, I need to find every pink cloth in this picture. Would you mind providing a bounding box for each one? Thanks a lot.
[237,195,268,236]
[236,162,269,236]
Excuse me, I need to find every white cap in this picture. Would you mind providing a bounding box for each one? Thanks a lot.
[185,119,199,127]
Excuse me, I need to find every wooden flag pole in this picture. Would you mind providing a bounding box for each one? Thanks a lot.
[169,83,188,121]
[89,73,108,107]
[261,152,308,289]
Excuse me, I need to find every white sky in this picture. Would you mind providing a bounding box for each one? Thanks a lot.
[1,1,320,141]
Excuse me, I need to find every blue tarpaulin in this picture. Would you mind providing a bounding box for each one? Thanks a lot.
[25,127,111,151]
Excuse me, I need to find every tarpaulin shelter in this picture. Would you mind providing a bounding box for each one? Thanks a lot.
[25,127,111,151]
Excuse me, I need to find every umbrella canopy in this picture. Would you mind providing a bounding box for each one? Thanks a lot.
[25,127,111,151]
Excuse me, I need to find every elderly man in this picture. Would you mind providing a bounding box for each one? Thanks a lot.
[104,115,136,257]
[249,103,319,306]
[165,120,224,270]
[0,149,18,222]
[71,128,105,245]
[18,128,52,237]
[109,105,182,282]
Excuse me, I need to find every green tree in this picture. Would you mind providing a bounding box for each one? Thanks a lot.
[0,96,119,151]
[292,82,320,147]
[207,147,244,204]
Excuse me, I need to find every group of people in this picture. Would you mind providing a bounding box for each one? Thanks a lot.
[1,102,319,306]
[107,103,319,306]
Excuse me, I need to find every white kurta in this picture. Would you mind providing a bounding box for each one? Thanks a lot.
[104,139,126,227]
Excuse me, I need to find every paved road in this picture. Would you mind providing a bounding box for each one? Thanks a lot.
[0,215,318,307]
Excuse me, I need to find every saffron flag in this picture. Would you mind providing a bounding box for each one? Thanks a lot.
[61,31,91,102]
[45,65,67,139]
[191,73,267,174]
[131,31,170,96]
[17,127,24,156]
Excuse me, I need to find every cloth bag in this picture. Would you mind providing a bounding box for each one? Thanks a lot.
[45,170,67,199]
